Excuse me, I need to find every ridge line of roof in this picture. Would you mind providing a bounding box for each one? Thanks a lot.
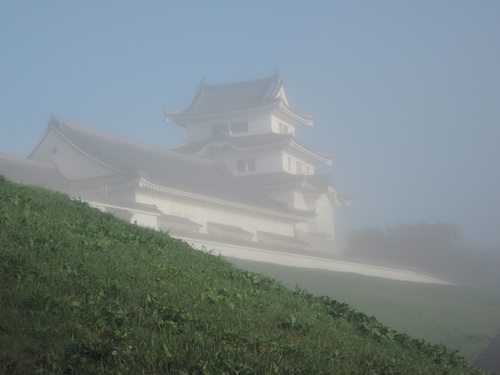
[49,115,223,169]
[165,72,314,127]
[49,117,125,173]
[198,71,280,89]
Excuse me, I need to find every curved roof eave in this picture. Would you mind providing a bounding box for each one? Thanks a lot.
[164,72,313,127]
[276,102,314,126]
[327,185,352,206]
[189,71,283,109]
[165,99,279,125]
[288,139,332,165]
[166,99,314,129]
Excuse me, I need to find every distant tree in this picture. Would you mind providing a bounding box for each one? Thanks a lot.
[449,248,500,291]
[385,222,460,269]
[345,221,500,288]
[345,227,390,261]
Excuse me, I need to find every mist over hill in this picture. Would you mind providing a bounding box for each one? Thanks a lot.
[344,222,500,291]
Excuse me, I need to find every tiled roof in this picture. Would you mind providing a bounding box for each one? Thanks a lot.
[170,132,332,164]
[168,142,205,154]
[165,72,313,125]
[173,73,282,115]
[207,222,253,236]
[78,194,162,214]
[159,214,202,228]
[32,117,310,219]
[70,173,139,191]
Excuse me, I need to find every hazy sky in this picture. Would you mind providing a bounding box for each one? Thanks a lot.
[1,1,499,250]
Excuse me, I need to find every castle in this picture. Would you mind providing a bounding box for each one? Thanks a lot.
[1,72,347,257]
[2,73,460,284]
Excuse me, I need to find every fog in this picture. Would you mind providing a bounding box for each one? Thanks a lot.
[1,2,499,289]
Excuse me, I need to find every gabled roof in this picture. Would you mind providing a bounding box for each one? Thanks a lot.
[170,132,332,165]
[30,116,313,220]
[165,71,313,126]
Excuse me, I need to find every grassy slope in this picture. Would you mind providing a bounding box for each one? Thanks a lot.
[229,259,500,363]
[0,177,490,374]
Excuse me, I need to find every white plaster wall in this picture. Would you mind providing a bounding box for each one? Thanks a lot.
[295,221,312,233]
[292,190,308,210]
[138,192,198,220]
[135,188,295,238]
[271,116,295,135]
[315,193,335,239]
[30,130,115,180]
[210,148,283,175]
[248,116,272,135]
[281,152,314,175]
[85,198,158,230]
[265,189,293,206]
[194,203,294,237]
[185,115,272,142]
[87,202,106,212]
[255,150,286,174]
[130,212,158,229]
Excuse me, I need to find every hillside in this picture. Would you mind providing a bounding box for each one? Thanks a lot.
[0,176,489,374]
[229,258,500,364]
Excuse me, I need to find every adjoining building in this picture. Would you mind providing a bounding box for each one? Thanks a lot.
[1,72,347,257]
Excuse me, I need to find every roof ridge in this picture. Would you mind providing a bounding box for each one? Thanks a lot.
[199,71,280,89]
[49,117,125,173]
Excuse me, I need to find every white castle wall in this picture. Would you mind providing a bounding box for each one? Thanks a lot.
[315,194,335,238]
[135,188,295,238]
[179,236,453,285]
[281,151,314,175]
[30,130,114,180]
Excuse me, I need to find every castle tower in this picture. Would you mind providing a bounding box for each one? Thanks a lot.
[166,72,344,249]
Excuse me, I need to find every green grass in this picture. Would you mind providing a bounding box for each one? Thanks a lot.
[228,259,500,363]
[0,176,492,374]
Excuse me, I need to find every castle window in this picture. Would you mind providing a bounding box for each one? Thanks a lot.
[237,158,256,173]
[296,161,302,174]
[231,121,248,133]
[237,159,246,173]
[279,122,289,134]
[248,158,256,172]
